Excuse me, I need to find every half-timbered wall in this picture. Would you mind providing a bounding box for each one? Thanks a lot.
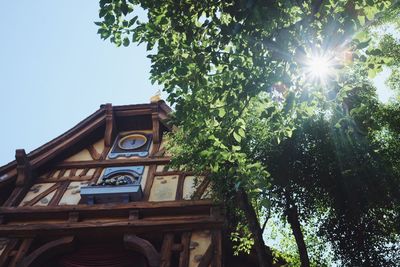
[0,102,222,267]
[14,134,211,208]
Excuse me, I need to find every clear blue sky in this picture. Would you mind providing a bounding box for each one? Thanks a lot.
[0,1,161,165]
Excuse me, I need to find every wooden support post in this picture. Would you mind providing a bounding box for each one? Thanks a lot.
[104,103,116,148]
[152,112,160,145]
[212,231,222,267]
[178,232,191,267]
[143,165,157,200]
[198,242,215,267]
[160,233,174,267]
[0,239,18,267]
[9,238,33,267]
[175,174,185,200]
[15,150,31,187]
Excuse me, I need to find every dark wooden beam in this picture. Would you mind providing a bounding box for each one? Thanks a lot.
[193,178,210,200]
[22,183,60,207]
[31,115,105,169]
[178,232,191,267]
[18,236,75,267]
[114,109,153,117]
[9,238,33,267]
[198,243,215,267]
[0,200,223,237]
[49,181,70,206]
[160,233,174,267]
[152,111,161,145]
[0,239,18,267]
[4,150,33,207]
[212,230,222,267]
[15,150,31,187]
[0,216,223,237]
[0,199,215,215]
[124,234,160,267]
[143,165,157,200]
[104,104,116,148]
[56,157,171,169]
[87,145,101,161]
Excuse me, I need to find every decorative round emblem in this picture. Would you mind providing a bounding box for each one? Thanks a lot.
[118,134,147,150]
[97,173,138,186]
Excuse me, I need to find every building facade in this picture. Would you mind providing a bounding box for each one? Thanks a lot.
[0,100,224,267]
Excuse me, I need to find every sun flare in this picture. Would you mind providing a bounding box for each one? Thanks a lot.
[304,52,337,83]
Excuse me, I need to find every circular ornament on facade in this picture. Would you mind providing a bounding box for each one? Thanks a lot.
[118,134,147,150]
[99,173,138,186]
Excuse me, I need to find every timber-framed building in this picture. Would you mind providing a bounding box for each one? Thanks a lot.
[0,99,225,267]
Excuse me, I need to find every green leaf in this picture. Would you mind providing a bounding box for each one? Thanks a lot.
[120,3,129,16]
[218,108,226,118]
[104,14,115,24]
[358,15,365,26]
[368,68,377,78]
[99,8,108,18]
[99,0,112,8]
[233,132,241,142]
[238,128,245,137]
[232,145,241,151]
[123,37,130,47]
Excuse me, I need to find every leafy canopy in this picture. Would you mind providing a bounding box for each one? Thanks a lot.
[96,0,399,265]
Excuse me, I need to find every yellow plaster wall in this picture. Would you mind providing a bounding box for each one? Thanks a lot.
[64,149,93,162]
[189,230,212,267]
[19,183,55,206]
[156,164,176,173]
[59,181,89,205]
[87,168,96,177]
[148,175,178,201]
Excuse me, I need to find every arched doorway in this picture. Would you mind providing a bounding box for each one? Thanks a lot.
[52,243,148,267]
[19,235,160,267]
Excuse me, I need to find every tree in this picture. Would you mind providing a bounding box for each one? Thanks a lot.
[96,1,399,266]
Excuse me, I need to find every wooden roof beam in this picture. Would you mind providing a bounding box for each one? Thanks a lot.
[104,103,116,148]
[15,149,31,187]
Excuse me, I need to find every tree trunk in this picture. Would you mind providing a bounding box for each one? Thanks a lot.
[286,203,310,267]
[236,188,273,267]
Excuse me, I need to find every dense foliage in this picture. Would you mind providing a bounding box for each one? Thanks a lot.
[97,1,400,266]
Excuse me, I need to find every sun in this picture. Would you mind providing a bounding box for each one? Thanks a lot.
[304,52,337,83]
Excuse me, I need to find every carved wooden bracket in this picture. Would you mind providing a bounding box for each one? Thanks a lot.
[123,234,160,267]
[15,149,31,187]
[18,236,75,267]
[104,103,116,148]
